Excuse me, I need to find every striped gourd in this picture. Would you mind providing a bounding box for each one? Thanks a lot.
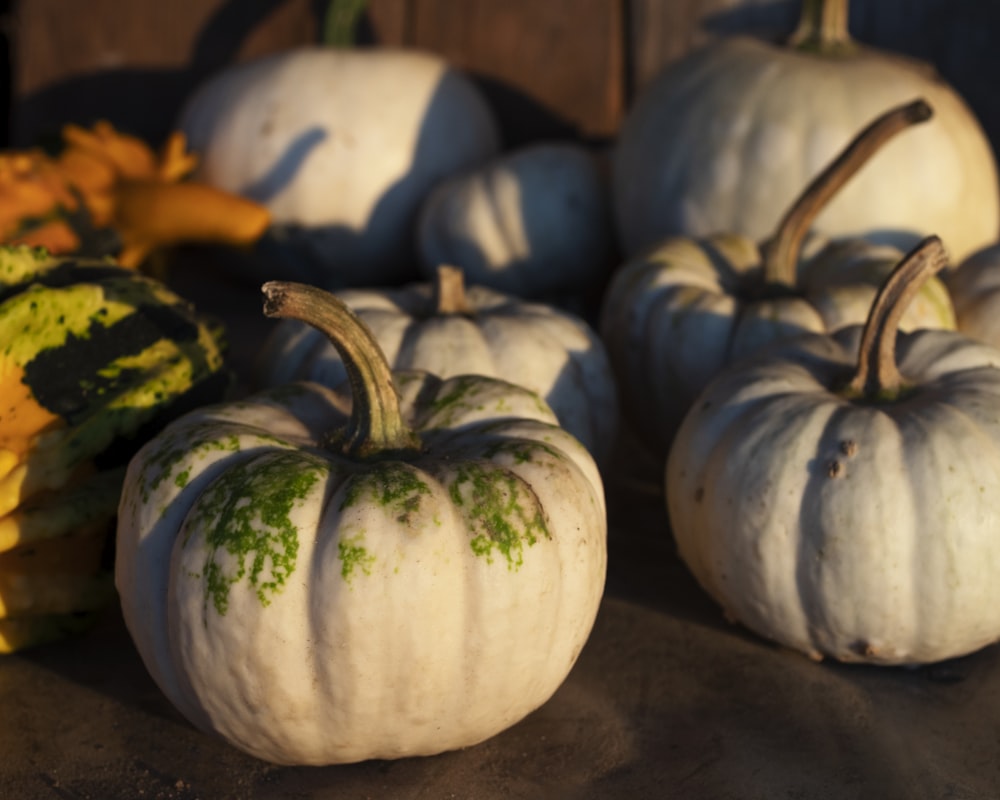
[0,245,229,651]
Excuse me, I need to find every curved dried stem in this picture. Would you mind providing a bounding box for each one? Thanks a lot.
[846,235,949,400]
[262,281,421,458]
[759,99,933,289]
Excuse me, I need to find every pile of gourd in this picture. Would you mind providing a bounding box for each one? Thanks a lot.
[10,0,1000,770]
[0,247,229,651]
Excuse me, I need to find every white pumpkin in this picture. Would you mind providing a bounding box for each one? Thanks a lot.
[613,0,999,262]
[666,236,1000,665]
[946,242,1000,347]
[416,142,614,300]
[255,266,619,463]
[178,47,501,287]
[115,282,607,765]
[601,100,957,459]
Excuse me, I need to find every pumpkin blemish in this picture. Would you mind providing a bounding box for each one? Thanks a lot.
[338,534,375,582]
[827,460,843,478]
[339,461,431,527]
[484,439,560,465]
[143,426,288,504]
[426,376,485,424]
[850,640,876,657]
[447,462,549,570]
[190,450,322,617]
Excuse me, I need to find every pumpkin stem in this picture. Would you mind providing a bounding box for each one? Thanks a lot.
[788,0,855,55]
[432,265,473,315]
[322,0,369,47]
[759,99,933,289]
[262,281,421,458]
[846,235,948,401]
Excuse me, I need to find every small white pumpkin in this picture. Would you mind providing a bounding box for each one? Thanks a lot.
[115,282,607,765]
[667,236,1000,665]
[945,242,1000,348]
[255,266,619,463]
[613,0,999,262]
[415,142,614,301]
[601,100,956,458]
[178,47,501,288]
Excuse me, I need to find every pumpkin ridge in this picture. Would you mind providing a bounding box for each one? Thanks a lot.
[789,401,862,657]
[896,400,979,651]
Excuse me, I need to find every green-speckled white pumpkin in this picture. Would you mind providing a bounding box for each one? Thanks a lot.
[115,282,606,765]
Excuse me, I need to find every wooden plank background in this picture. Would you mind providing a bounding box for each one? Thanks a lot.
[7,0,1000,158]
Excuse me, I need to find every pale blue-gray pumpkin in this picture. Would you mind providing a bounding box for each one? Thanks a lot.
[667,236,1000,665]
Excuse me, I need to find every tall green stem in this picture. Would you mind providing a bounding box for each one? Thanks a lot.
[788,0,855,55]
[759,99,933,289]
[846,235,948,401]
[262,281,420,459]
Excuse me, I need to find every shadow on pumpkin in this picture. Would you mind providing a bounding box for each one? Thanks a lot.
[183,68,514,292]
[193,67,595,294]
[15,0,593,295]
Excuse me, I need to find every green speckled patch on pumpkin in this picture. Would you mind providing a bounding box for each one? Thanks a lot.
[340,461,431,525]
[173,467,191,489]
[482,437,563,465]
[446,460,550,570]
[338,534,375,583]
[425,376,488,422]
[339,460,432,526]
[422,376,551,428]
[139,422,293,506]
[187,449,327,617]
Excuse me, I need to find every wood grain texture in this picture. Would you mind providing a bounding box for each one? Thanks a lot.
[366,0,625,145]
[365,0,411,43]
[9,0,1000,158]
[9,0,318,146]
